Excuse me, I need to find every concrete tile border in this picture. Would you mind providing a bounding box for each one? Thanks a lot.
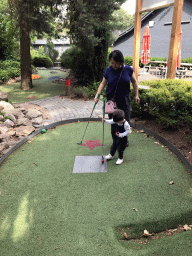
[1,118,192,172]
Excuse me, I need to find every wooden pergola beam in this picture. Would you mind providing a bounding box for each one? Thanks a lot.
[167,0,184,79]
[133,0,142,81]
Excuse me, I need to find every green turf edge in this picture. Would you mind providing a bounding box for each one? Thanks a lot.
[1,118,191,173]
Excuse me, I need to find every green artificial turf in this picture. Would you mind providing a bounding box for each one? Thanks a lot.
[0,70,68,103]
[0,122,192,256]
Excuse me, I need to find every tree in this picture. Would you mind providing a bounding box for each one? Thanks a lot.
[66,0,126,84]
[8,0,64,90]
[44,38,59,63]
[0,0,19,60]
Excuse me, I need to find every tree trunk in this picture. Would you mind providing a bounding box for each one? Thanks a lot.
[94,28,109,82]
[20,5,32,90]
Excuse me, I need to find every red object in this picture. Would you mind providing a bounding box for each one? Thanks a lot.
[141,26,151,65]
[66,79,71,87]
[177,29,182,68]
[116,132,119,136]
[80,140,103,150]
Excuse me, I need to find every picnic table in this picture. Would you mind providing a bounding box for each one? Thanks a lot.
[149,61,192,70]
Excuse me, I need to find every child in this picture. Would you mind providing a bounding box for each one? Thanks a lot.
[102,109,131,165]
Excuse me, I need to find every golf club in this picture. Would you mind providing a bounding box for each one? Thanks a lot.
[101,98,105,164]
[77,94,100,145]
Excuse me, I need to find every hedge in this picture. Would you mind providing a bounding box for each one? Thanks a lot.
[131,79,192,130]
[32,55,53,68]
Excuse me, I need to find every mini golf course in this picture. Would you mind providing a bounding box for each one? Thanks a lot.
[0,69,68,103]
[0,121,192,256]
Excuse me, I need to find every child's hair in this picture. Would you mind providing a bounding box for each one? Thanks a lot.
[112,109,125,122]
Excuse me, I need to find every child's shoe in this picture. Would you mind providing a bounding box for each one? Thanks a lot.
[105,153,113,160]
[116,158,123,165]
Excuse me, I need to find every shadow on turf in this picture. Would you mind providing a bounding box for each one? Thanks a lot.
[114,210,192,241]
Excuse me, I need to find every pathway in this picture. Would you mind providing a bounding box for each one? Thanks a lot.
[30,96,103,124]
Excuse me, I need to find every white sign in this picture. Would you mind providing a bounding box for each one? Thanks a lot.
[142,0,174,12]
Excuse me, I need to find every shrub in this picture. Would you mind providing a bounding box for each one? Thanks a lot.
[60,45,94,84]
[0,60,20,69]
[0,70,10,81]
[181,57,192,64]
[131,79,192,130]
[71,86,92,99]
[124,56,133,66]
[124,56,167,67]
[32,55,53,68]
[60,45,79,69]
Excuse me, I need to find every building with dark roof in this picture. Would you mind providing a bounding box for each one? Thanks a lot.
[32,38,70,57]
[114,0,192,59]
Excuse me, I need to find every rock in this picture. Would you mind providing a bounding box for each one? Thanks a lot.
[7,140,17,147]
[17,118,32,126]
[15,126,35,137]
[0,106,4,112]
[0,101,14,113]
[13,109,25,119]
[6,129,16,136]
[32,69,38,74]
[0,142,9,153]
[4,119,15,128]
[4,114,17,124]
[15,77,21,83]
[0,133,8,142]
[32,116,43,126]
[0,125,9,133]
[0,91,8,101]
[26,109,42,119]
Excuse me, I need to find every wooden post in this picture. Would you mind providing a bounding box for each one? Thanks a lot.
[166,0,184,79]
[133,0,142,81]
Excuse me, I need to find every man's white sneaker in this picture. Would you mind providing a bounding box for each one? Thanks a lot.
[116,158,123,165]
[105,154,113,160]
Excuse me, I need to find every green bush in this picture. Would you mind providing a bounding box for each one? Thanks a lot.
[71,86,92,99]
[131,79,192,130]
[0,60,20,69]
[0,70,10,82]
[32,55,53,68]
[60,46,77,69]
[124,56,133,66]
[124,56,167,67]
[0,60,21,81]
[181,57,192,64]
[60,45,94,84]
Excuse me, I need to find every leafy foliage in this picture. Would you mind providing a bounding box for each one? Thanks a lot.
[66,0,126,84]
[32,56,53,68]
[0,0,19,60]
[44,38,59,63]
[131,80,192,130]
[0,60,21,81]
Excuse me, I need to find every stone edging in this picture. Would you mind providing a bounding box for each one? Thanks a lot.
[0,118,191,172]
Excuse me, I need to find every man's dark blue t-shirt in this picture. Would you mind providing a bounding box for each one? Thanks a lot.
[104,65,133,101]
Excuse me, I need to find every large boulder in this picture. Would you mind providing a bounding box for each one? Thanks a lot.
[0,101,14,113]
[0,91,8,101]
[15,126,35,137]
[26,109,42,119]
[4,119,15,128]
[17,118,32,126]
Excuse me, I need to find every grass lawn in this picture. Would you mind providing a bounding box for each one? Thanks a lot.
[0,70,68,104]
[0,122,192,255]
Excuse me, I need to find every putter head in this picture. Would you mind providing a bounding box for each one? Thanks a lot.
[77,142,83,145]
